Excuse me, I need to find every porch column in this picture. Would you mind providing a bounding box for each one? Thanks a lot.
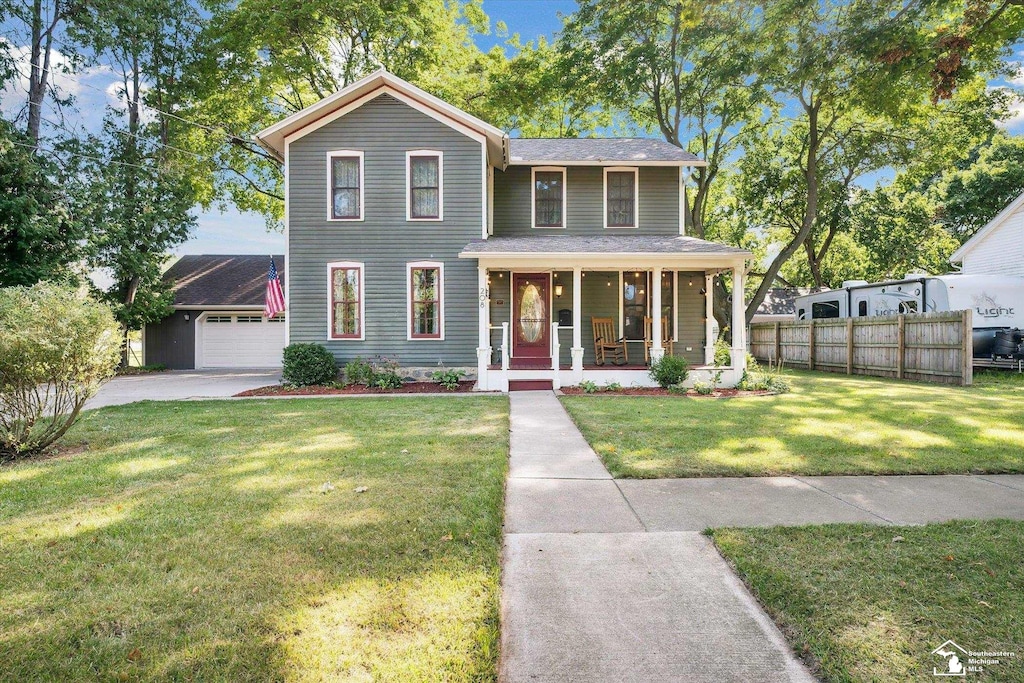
[705,273,715,365]
[731,264,747,371]
[476,264,491,390]
[650,266,664,361]
[571,267,584,377]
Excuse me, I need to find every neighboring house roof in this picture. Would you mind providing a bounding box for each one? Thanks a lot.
[949,190,1024,264]
[460,235,749,257]
[755,287,827,316]
[508,138,703,166]
[163,255,284,308]
[254,69,508,168]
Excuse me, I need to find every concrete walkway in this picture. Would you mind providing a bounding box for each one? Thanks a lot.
[501,391,816,683]
[501,392,1024,681]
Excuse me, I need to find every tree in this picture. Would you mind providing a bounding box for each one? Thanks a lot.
[0,119,83,286]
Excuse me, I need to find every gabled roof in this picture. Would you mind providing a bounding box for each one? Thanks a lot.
[254,70,508,167]
[949,190,1024,263]
[163,255,284,308]
[508,138,704,166]
[460,235,749,257]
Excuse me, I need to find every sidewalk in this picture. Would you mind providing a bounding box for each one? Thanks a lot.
[500,391,816,682]
[500,391,1024,682]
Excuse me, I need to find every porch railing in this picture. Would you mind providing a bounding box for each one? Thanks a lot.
[487,324,510,371]
[550,322,560,371]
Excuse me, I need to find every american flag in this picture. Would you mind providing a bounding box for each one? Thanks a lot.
[264,257,285,318]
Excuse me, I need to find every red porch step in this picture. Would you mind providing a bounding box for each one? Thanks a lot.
[509,357,552,370]
[508,380,554,391]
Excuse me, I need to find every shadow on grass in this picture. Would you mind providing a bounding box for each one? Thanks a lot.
[561,370,1024,478]
[0,396,508,682]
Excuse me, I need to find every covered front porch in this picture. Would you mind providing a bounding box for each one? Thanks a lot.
[458,236,751,392]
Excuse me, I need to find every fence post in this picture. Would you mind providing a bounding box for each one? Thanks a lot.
[808,320,816,370]
[896,314,905,380]
[774,322,781,363]
[846,318,854,375]
[962,309,973,386]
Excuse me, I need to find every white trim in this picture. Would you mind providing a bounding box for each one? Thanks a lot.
[172,304,264,311]
[482,142,489,238]
[405,150,444,221]
[486,164,494,236]
[950,190,1024,263]
[327,261,366,341]
[326,150,365,221]
[406,260,445,341]
[256,71,506,165]
[284,140,290,346]
[603,166,639,229]
[673,270,679,341]
[678,166,685,235]
[508,159,707,167]
[531,166,567,229]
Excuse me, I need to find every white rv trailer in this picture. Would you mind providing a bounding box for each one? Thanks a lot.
[794,274,1024,359]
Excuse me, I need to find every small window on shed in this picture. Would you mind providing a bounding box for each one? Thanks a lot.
[812,301,841,319]
[858,301,868,317]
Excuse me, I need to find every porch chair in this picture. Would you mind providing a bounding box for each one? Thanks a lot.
[643,316,675,363]
[591,317,628,366]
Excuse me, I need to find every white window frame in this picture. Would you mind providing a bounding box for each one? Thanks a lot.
[406,260,445,341]
[326,150,365,221]
[603,166,639,229]
[406,150,444,221]
[531,166,567,229]
[327,261,365,340]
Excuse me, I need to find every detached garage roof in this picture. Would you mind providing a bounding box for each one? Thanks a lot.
[163,255,284,308]
[508,138,703,166]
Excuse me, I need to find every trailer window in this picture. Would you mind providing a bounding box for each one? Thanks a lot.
[797,308,806,320]
[812,301,841,319]
[858,301,867,317]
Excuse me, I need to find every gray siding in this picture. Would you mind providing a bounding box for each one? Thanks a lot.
[145,310,196,370]
[288,94,484,366]
[492,165,680,236]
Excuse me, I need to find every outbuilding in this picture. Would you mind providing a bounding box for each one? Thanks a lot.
[949,191,1024,277]
[143,255,285,369]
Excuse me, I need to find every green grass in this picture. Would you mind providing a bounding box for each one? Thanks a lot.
[712,521,1024,682]
[560,370,1024,477]
[0,397,508,682]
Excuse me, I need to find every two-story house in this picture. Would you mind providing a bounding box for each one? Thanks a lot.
[254,70,750,391]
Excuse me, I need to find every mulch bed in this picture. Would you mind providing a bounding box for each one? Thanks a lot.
[235,381,477,397]
[559,387,774,398]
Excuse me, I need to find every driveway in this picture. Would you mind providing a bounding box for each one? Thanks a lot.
[86,369,280,409]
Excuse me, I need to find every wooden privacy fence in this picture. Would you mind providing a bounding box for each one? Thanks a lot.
[749,310,973,386]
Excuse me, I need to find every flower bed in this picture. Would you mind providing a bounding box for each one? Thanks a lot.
[235,380,477,397]
[559,386,774,398]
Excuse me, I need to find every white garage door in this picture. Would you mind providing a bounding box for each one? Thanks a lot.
[200,314,285,368]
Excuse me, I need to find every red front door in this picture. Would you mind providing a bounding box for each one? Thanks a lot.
[512,273,551,358]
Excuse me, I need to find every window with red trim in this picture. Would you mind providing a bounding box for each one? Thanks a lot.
[330,265,362,338]
[410,266,441,338]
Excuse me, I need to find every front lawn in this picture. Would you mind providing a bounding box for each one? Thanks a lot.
[712,520,1024,682]
[560,370,1024,477]
[0,397,508,682]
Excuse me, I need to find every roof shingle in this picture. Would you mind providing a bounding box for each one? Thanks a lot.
[508,138,701,164]
[162,255,284,307]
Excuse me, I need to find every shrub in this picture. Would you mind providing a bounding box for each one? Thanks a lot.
[648,354,689,388]
[693,381,714,395]
[579,380,599,394]
[282,343,338,386]
[0,283,120,461]
[714,335,732,366]
[370,357,403,389]
[605,382,622,392]
[432,368,465,391]
[344,357,375,386]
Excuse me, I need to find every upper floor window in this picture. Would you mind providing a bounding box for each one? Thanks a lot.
[328,151,363,220]
[605,167,638,228]
[407,151,443,220]
[328,261,364,339]
[408,261,444,339]
[532,167,566,228]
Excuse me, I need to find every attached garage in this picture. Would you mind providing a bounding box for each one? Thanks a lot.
[144,255,286,370]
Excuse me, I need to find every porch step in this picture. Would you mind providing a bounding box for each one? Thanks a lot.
[510,357,552,370]
[509,380,554,391]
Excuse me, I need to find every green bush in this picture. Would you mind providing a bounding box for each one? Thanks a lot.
[579,380,600,393]
[693,381,714,395]
[714,337,732,366]
[370,357,403,389]
[648,354,689,388]
[432,368,465,391]
[282,343,338,387]
[344,357,375,386]
[0,283,120,461]
[604,382,622,392]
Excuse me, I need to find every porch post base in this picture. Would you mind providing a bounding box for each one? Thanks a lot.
[570,347,584,384]
[476,347,492,391]
[731,347,746,373]
[650,347,666,363]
